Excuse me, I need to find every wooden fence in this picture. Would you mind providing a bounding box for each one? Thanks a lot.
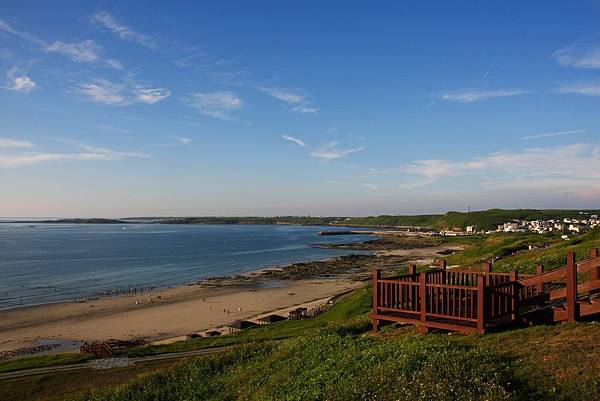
[371,249,600,334]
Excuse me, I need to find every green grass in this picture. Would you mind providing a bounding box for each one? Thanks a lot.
[346,208,600,231]
[0,352,92,374]
[4,283,600,401]
[436,228,600,274]
[69,331,518,401]
[68,321,600,401]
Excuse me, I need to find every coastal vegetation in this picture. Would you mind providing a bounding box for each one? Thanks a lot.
[345,208,600,230]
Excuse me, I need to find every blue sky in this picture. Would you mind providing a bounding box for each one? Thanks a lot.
[1,1,600,217]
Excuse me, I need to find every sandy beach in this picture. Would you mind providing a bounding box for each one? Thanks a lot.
[0,274,363,354]
[0,241,456,356]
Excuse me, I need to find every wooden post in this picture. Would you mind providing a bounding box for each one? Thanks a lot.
[591,249,600,281]
[408,263,417,277]
[439,259,447,284]
[483,262,492,285]
[566,251,579,322]
[477,274,486,334]
[408,264,417,309]
[510,270,519,321]
[536,264,545,306]
[419,271,427,325]
[372,269,381,333]
[536,264,544,293]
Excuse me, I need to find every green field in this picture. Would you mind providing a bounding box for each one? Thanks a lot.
[345,208,600,231]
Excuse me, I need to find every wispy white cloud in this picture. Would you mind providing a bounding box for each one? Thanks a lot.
[0,140,147,168]
[0,138,34,149]
[182,91,243,119]
[176,137,191,144]
[556,82,600,96]
[371,143,600,191]
[281,134,307,148]
[46,40,100,62]
[76,79,171,106]
[0,18,45,46]
[260,87,318,114]
[0,18,121,69]
[133,87,171,104]
[281,135,364,161]
[521,129,586,140]
[3,67,36,92]
[45,39,122,69]
[553,36,600,69]
[440,88,531,103]
[292,105,318,114]
[309,143,364,161]
[77,80,128,105]
[91,11,157,50]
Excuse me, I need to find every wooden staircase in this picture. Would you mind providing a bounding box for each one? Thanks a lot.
[552,295,600,322]
[519,249,600,323]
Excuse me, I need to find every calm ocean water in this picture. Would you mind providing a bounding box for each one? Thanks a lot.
[0,224,373,310]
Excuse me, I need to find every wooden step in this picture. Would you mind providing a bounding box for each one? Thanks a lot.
[578,300,600,317]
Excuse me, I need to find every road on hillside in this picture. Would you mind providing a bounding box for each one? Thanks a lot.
[0,346,233,381]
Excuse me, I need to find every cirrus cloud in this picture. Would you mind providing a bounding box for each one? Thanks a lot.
[440,88,532,103]
[260,87,318,114]
[553,36,600,69]
[91,11,157,50]
[281,134,364,161]
[76,79,171,106]
[0,140,147,168]
[182,91,243,119]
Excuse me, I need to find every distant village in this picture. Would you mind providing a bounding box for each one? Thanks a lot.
[328,213,600,240]
[446,213,600,239]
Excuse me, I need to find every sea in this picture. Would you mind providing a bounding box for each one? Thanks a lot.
[0,223,374,310]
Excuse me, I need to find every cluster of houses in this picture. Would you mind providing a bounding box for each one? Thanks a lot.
[495,215,600,237]
[435,214,600,238]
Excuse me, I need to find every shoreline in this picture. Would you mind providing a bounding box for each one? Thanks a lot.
[0,240,458,358]
[0,247,372,314]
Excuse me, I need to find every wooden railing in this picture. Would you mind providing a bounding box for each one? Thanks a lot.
[372,248,600,334]
[373,266,489,333]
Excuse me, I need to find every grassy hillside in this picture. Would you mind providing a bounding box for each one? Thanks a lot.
[440,227,600,273]
[67,308,600,401]
[341,214,442,228]
[345,209,600,230]
[3,280,600,401]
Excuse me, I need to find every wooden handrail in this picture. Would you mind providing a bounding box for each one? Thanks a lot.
[378,279,420,286]
[549,279,600,300]
[426,283,476,290]
[518,266,566,286]
[576,258,600,274]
